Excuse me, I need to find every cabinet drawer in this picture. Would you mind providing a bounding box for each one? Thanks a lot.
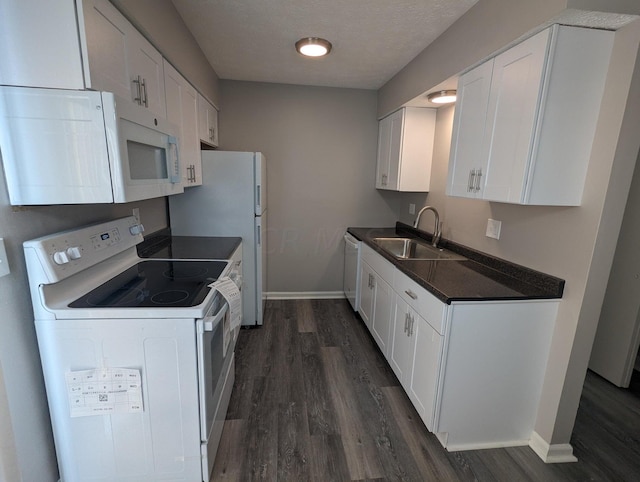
[394,271,445,334]
[361,244,395,281]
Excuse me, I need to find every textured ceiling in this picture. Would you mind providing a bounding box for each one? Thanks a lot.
[171,0,479,90]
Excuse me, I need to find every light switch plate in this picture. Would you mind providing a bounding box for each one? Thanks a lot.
[409,204,416,215]
[486,219,502,240]
[0,238,10,277]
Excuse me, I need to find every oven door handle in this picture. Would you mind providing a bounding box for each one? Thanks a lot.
[203,301,229,332]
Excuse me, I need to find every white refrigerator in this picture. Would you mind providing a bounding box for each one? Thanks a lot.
[169,151,267,326]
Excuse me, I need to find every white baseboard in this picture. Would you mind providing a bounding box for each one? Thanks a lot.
[529,431,578,463]
[265,291,345,300]
[445,439,530,452]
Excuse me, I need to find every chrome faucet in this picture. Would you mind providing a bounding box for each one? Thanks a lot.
[413,205,442,248]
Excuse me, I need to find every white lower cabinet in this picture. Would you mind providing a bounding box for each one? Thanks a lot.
[389,297,414,385]
[358,252,394,354]
[391,273,444,432]
[358,245,559,450]
[407,311,441,432]
[358,261,375,330]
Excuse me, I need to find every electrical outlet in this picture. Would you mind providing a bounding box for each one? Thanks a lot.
[132,208,140,222]
[0,238,10,277]
[409,203,416,215]
[486,219,502,240]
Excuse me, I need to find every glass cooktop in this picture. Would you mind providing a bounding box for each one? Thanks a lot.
[69,260,228,308]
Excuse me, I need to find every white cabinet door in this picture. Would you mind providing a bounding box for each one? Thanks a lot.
[375,108,435,192]
[198,93,219,147]
[127,29,166,117]
[164,61,200,186]
[482,28,550,203]
[370,274,394,355]
[375,109,400,189]
[82,0,166,117]
[81,0,132,100]
[446,60,493,198]
[407,312,442,432]
[359,261,375,330]
[389,297,415,385]
[0,0,85,88]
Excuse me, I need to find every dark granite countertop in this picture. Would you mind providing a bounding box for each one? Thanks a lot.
[348,223,564,304]
[137,228,241,260]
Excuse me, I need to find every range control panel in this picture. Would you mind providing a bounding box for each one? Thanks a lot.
[23,216,144,283]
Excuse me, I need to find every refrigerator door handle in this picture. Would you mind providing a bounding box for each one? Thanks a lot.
[256,223,261,247]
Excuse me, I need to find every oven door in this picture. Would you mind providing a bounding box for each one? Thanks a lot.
[196,295,232,480]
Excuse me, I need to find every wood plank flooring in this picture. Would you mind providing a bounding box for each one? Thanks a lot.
[212,299,640,481]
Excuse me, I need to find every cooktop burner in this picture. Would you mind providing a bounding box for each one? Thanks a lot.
[69,260,228,308]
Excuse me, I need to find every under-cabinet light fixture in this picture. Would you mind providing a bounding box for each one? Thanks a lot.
[295,37,332,57]
[427,90,457,104]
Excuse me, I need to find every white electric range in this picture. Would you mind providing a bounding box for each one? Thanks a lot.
[24,216,239,482]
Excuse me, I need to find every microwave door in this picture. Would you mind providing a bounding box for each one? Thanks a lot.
[102,92,183,203]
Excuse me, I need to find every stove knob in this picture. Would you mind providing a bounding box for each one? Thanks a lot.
[53,251,70,265]
[66,246,82,260]
[129,224,145,235]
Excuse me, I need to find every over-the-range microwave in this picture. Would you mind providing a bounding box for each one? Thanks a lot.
[0,86,183,205]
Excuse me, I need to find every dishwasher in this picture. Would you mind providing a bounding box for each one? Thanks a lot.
[343,232,361,311]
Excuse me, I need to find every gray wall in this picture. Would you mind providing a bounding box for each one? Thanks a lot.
[219,80,400,294]
[378,0,640,459]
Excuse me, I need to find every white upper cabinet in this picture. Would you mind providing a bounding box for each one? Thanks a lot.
[0,0,85,88]
[376,107,436,192]
[164,60,201,186]
[198,93,219,148]
[79,0,130,100]
[81,0,166,118]
[447,25,614,205]
[0,0,167,118]
[446,61,493,198]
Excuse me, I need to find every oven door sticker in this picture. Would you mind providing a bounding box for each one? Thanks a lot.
[65,368,143,417]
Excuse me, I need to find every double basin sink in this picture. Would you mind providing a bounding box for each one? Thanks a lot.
[373,237,466,261]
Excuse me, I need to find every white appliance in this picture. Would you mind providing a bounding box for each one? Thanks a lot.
[169,151,267,326]
[0,86,183,205]
[343,232,361,311]
[23,217,239,482]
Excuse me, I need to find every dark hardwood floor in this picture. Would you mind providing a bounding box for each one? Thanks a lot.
[212,299,640,481]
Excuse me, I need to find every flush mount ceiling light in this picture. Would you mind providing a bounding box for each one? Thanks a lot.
[427,90,457,104]
[295,37,332,57]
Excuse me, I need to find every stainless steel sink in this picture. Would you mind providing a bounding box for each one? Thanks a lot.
[373,237,466,261]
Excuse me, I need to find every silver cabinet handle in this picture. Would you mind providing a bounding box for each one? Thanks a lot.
[409,314,415,336]
[467,169,476,192]
[474,168,482,192]
[133,75,143,105]
[404,312,409,334]
[141,78,148,107]
[381,173,388,186]
[405,290,417,300]
[368,273,374,289]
